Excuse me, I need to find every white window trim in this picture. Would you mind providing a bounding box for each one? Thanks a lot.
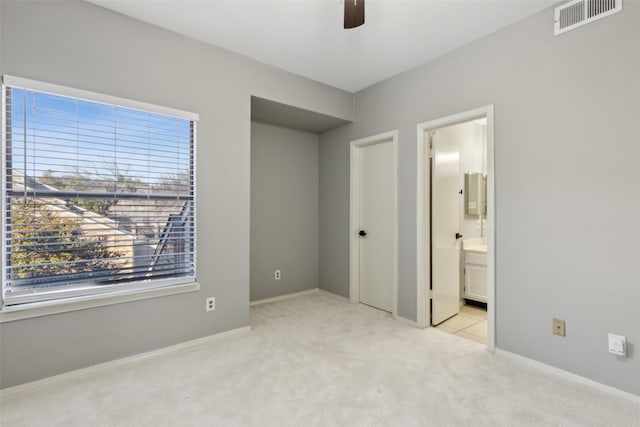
[2,75,199,121]
[1,75,199,315]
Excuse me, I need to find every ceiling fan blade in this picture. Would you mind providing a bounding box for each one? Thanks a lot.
[344,0,365,29]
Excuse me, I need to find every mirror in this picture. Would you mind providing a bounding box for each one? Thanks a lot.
[464,172,486,216]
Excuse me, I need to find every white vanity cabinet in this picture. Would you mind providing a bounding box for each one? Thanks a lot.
[464,250,487,303]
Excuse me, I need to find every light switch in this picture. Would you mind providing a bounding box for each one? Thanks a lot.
[608,333,626,356]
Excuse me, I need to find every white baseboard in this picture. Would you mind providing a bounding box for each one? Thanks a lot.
[250,288,320,306]
[317,289,350,303]
[0,325,252,397]
[393,314,418,327]
[495,348,640,404]
[317,289,414,326]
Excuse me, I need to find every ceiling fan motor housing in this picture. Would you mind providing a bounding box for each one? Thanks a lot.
[344,0,365,29]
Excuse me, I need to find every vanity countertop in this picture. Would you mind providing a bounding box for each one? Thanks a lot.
[462,238,487,253]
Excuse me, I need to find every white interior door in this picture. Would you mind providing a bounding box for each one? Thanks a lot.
[358,140,393,312]
[431,133,461,325]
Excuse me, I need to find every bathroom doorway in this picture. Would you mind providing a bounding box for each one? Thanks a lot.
[416,106,495,351]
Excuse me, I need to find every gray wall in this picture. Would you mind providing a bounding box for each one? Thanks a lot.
[250,122,319,301]
[0,0,352,389]
[319,5,640,395]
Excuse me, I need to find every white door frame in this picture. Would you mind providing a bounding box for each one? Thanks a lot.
[350,130,398,317]
[416,106,496,352]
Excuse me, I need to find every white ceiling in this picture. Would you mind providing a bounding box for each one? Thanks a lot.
[88,0,556,93]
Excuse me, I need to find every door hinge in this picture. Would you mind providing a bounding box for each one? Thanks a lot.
[428,148,434,158]
[427,290,433,300]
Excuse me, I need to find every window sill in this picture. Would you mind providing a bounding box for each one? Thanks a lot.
[0,281,200,323]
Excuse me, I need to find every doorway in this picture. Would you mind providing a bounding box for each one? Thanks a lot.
[416,106,495,351]
[349,131,398,316]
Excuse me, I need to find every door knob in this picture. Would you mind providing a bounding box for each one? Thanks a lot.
[455,233,463,240]
[358,230,367,237]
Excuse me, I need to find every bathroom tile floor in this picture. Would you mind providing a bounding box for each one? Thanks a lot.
[435,304,488,345]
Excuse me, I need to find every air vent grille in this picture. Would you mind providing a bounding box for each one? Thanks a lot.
[588,0,618,17]
[554,0,622,35]
[558,1,585,30]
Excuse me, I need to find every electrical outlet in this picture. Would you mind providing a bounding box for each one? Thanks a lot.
[608,334,627,356]
[206,297,215,312]
[552,318,565,336]
[274,270,281,280]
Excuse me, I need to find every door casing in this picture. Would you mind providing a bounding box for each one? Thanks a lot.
[416,106,496,352]
[349,130,398,318]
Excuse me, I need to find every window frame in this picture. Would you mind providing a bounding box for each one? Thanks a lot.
[1,76,199,317]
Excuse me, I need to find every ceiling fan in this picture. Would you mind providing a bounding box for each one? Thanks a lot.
[344,0,365,29]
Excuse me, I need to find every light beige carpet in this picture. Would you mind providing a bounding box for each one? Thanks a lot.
[1,291,639,426]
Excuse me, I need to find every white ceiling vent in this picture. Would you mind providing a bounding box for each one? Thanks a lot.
[554,0,622,35]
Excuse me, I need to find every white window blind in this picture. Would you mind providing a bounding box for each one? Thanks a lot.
[2,79,197,306]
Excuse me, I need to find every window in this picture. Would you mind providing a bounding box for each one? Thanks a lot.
[2,76,197,308]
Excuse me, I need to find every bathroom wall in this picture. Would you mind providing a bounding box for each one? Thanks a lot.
[435,121,487,242]
[463,122,486,240]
